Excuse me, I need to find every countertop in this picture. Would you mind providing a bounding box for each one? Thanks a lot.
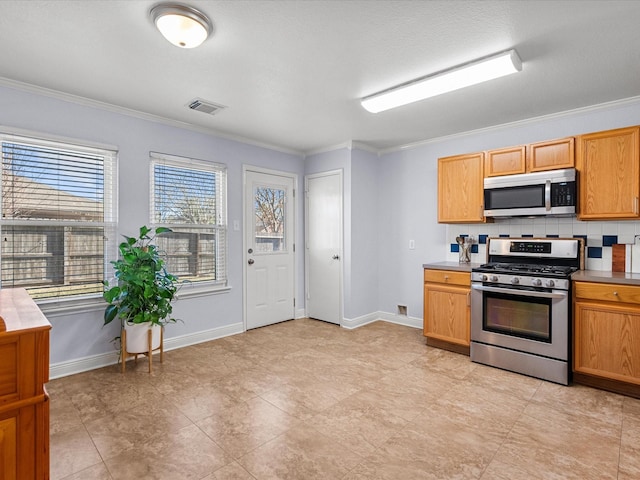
[423,262,482,273]
[424,262,640,286]
[0,287,51,333]
[571,270,640,286]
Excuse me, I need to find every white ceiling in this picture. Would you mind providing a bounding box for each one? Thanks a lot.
[1,0,639,154]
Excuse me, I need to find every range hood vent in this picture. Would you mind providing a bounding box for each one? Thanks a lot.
[187,98,226,115]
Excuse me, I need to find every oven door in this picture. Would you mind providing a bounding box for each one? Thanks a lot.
[470,283,569,360]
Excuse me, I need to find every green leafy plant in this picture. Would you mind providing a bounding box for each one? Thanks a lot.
[103,226,180,327]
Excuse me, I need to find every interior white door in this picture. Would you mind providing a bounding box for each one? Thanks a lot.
[305,171,342,324]
[245,169,296,330]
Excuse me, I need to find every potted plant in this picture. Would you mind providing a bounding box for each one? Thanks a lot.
[103,225,180,369]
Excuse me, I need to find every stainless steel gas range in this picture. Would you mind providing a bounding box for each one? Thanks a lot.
[470,237,584,385]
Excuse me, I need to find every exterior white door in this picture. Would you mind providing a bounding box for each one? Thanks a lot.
[305,171,342,324]
[244,168,296,330]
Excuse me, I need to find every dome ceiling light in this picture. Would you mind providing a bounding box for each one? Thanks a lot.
[150,3,213,49]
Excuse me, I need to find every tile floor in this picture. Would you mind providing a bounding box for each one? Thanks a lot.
[48,319,640,480]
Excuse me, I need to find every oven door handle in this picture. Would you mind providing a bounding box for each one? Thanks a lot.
[471,284,568,299]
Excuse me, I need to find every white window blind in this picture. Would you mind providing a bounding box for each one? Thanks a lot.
[150,152,227,286]
[0,134,117,299]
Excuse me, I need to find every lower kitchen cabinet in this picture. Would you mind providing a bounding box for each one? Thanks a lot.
[573,281,640,398]
[423,269,471,355]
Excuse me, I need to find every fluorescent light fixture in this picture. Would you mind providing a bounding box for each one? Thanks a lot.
[361,49,522,113]
[150,3,212,49]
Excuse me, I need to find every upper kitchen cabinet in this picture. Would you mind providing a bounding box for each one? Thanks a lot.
[485,137,575,177]
[485,145,526,177]
[577,126,640,220]
[438,152,485,223]
[528,137,575,172]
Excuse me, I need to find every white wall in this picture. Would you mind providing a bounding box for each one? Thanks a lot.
[304,146,381,323]
[0,84,305,373]
[4,82,640,373]
[348,148,380,319]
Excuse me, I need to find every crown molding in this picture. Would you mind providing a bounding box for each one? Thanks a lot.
[303,140,380,158]
[0,76,303,157]
[380,95,640,155]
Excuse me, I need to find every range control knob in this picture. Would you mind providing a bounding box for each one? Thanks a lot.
[511,277,520,285]
[490,275,499,282]
[546,279,555,288]
[481,274,488,282]
[532,278,542,287]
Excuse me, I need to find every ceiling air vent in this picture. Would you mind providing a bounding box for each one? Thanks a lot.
[187,98,226,115]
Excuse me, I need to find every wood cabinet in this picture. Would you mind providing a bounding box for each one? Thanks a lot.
[485,137,575,177]
[573,281,640,397]
[528,137,575,172]
[437,152,485,223]
[423,269,471,355]
[485,145,526,176]
[0,288,51,480]
[577,126,640,220]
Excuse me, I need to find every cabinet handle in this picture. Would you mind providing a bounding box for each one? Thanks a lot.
[444,275,449,281]
[635,197,639,215]
[614,291,618,296]
[467,291,470,306]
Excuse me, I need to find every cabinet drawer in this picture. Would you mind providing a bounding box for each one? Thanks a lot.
[424,269,470,286]
[574,281,640,305]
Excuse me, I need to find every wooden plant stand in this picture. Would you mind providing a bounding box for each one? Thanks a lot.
[121,326,164,373]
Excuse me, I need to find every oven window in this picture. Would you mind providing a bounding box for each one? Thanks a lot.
[483,291,551,342]
[485,185,544,210]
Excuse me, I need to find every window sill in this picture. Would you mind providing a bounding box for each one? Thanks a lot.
[176,282,231,299]
[36,283,230,317]
[37,295,105,317]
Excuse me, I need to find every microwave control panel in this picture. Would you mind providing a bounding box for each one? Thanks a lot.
[551,181,576,206]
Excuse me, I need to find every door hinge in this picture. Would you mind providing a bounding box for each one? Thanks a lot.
[293,243,295,252]
[293,298,296,307]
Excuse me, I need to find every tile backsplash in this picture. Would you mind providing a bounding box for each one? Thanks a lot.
[445,217,640,271]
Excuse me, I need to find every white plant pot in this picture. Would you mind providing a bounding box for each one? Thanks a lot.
[124,322,162,354]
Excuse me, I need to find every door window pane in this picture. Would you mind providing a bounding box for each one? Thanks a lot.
[254,186,285,253]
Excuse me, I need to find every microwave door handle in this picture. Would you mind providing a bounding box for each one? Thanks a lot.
[545,180,551,211]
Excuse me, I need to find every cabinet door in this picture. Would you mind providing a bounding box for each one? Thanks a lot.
[574,300,640,385]
[577,126,640,219]
[528,137,575,172]
[485,146,526,177]
[0,416,17,479]
[438,152,485,223]
[424,283,470,346]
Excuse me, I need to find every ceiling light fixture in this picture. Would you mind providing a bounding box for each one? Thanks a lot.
[150,3,212,49]
[361,49,522,113]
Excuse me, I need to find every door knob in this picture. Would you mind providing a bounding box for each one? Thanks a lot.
[332,255,340,260]
[248,258,255,265]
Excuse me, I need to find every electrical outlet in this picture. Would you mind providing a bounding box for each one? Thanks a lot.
[409,239,415,249]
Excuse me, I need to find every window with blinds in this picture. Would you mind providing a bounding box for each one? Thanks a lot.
[0,134,117,299]
[150,153,227,286]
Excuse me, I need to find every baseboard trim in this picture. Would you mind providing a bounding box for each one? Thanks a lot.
[49,322,244,379]
[377,311,422,329]
[341,311,422,330]
[341,312,381,329]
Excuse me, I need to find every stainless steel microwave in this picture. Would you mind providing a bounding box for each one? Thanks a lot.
[483,168,576,218]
